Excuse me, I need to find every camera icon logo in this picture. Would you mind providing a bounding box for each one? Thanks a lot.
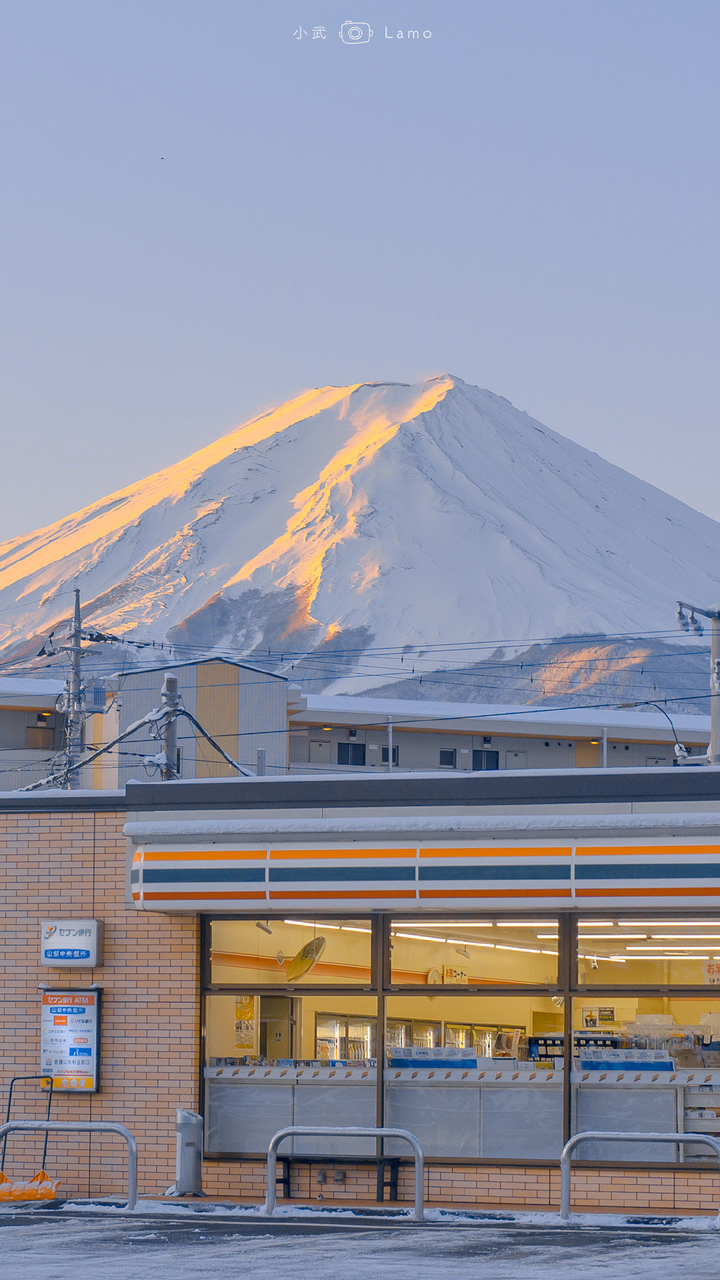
[339,20,373,43]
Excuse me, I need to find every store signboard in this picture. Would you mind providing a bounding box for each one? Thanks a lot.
[40,990,100,1091]
[704,961,720,985]
[40,919,103,967]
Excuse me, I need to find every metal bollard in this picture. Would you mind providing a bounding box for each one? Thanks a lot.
[166,1109,206,1197]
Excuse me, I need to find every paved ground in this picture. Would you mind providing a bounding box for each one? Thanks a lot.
[4,1209,720,1279]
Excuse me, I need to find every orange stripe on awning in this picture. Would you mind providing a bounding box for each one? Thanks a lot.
[268,889,417,899]
[576,845,720,857]
[576,887,720,897]
[141,850,267,861]
[142,890,267,901]
[269,848,416,859]
[418,888,572,899]
[420,846,571,858]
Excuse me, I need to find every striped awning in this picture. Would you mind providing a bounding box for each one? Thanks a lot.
[129,838,720,912]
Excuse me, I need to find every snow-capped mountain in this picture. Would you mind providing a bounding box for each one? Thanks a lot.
[0,374,718,689]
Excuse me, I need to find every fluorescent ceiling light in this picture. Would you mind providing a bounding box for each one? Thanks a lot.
[502,922,559,928]
[393,931,494,948]
[577,921,615,928]
[620,954,710,960]
[625,944,711,951]
[444,938,494,948]
[623,920,720,927]
[578,953,624,963]
[283,919,341,929]
[496,944,541,954]
[340,926,372,933]
[559,933,647,940]
[393,932,452,943]
[392,922,494,929]
[650,934,720,940]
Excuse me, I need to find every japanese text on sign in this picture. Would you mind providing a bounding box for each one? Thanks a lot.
[40,991,99,1091]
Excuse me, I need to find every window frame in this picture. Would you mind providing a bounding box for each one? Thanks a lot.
[201,909,720,1161]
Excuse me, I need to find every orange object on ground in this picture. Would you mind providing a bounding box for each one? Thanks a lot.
[0,1169,61,1200]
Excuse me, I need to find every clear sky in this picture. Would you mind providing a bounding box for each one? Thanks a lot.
[1,0,718,541]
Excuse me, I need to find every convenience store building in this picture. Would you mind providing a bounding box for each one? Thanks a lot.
[4,766,720,1214]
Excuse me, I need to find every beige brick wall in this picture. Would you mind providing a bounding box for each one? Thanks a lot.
[0,809,200,1197]
[206,1157,720,1214]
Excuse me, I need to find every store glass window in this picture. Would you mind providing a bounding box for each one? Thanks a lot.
[389,917,559,985]
[204,994,379,1157]
[205,991,378,1065]
[576,916,720,985]
[384,994,563,1159]
[209,917,372,985]
[337,742,366,766]
[385,993,556,1060]
[570,995,720,1164]
[439,748,456,768]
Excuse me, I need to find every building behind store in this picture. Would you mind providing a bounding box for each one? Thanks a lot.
[0,658,711,790]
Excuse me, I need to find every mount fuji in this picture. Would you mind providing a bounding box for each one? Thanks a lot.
[1,374,718,695]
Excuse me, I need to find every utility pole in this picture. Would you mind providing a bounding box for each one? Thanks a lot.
[38,589,123,789]
[63,589,85,789]
[387,717,394,772]
[676,601,720,765]
[160,672,180,780]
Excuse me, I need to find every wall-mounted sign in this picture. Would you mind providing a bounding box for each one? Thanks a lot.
[40,990,100,1091]
[443,965,468,984]
[41,919,103,967]
[582,1006,616,1029]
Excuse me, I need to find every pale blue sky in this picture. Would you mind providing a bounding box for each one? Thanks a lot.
[1,1,718,539]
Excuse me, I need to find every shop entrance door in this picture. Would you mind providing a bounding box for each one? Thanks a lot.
[259,996,296,1060]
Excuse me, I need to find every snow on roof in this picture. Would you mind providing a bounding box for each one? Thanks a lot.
[125,809,720,841]
[0,677,63,701]
[114,656,286,680]
[301,693,711,738]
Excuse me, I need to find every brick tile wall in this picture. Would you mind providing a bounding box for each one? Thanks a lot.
[0,810,199,1197]
[203,1158,719,1214]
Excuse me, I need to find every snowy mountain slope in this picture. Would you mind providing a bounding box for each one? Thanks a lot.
[0,374,718,687]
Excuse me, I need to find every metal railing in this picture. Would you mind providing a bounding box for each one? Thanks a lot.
[0,1120,138,1211]
[264,1126,425,1221]
[1,1076,53,1172]
[561,1130,720,1221]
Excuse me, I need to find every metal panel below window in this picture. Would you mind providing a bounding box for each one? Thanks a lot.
[386,1083,481,1157]
[480,1086,563,1159]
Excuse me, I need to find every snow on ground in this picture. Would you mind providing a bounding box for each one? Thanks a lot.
[4,1206,720,1280]
[3,1215,720,1280]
